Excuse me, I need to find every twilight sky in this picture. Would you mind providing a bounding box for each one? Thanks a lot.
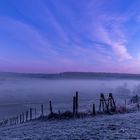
[1,0,140,73]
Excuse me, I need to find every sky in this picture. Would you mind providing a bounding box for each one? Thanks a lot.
[1,0,140,73]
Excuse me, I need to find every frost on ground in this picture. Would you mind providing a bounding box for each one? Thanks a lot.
[0,112,139,140]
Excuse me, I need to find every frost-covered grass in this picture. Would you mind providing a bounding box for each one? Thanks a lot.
[1,76,140,139]
[0,112,140,140]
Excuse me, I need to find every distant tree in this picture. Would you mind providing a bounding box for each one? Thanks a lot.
[115,83,131,99]
[132,84,140,95]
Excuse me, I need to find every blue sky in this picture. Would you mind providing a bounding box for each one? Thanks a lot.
[0,0,140,73]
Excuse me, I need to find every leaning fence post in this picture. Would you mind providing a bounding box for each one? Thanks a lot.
[49,101,52,114]
[92,104,96,115]
[99,93,109,113]
[108,93,116,112]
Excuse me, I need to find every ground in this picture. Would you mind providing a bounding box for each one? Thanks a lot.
[0,112,139,140]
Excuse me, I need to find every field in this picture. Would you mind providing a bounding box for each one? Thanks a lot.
[0,73,140,139]
[0,112,139,140]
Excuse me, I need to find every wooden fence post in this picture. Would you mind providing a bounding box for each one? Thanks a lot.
[76,91,79,115]
[49,101,52,114]
[41,104,44,116]
[30,108,32,120]
[73,96,76,114]
[35,108,37,119]
[16,116,18,124]
[22,112,24,123]
[26,111,28,122]
[108,93,116,112]
[20,114,22,124]
[99,93,109,113]
[92,104,96,115]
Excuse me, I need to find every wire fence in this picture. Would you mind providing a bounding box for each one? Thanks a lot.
[0,93,135,128]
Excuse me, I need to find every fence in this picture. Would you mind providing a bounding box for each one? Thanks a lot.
[0,92,132,127]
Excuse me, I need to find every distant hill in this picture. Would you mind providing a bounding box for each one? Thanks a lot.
[0,72,140,80]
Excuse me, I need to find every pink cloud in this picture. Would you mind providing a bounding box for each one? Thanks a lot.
[92,21,132,61]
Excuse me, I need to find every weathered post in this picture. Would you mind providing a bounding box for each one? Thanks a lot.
[99,93,104,111]
[35,108,37,119]
[58,110,61,119]
[125,99,127,111]
[20,114,22,124]
[16,116,18,124]
[92,104,96,115]
[15,117,17,125]
[30,108,32,120]
[49,101,52,114]
[73,96,76,114]
[22,112,24,123]
[41,104,44,116]
[26,111,28,122]
[75,91,78,115]
[99,93,109,113]
[108,93,116,112]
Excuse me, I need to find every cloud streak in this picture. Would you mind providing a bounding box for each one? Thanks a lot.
[0,0,140,73]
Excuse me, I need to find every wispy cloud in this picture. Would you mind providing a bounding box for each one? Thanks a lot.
[88,14,133,61]
[0,0,140,73]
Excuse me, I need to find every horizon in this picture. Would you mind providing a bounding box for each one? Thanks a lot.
[1,71,140,75]
[1,0,140,73]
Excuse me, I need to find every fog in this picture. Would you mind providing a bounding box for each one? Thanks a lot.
[0,76,140,120]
